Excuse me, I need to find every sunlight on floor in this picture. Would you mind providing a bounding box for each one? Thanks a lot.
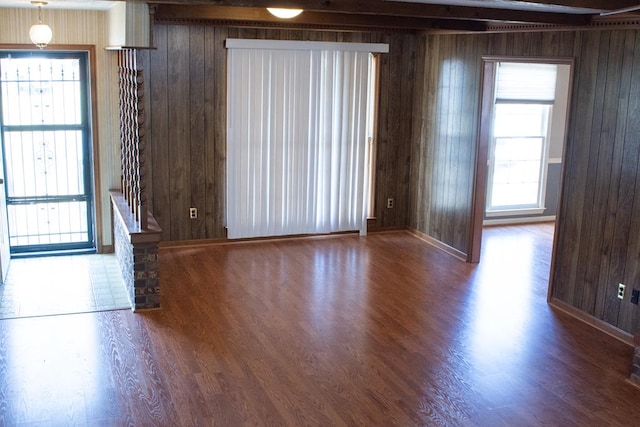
[0,254,130,319]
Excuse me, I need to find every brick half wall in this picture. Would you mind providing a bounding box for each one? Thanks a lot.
[110,191,162,311]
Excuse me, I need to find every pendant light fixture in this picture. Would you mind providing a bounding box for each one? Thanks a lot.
[267,7,303,19]
[29,1,53,49]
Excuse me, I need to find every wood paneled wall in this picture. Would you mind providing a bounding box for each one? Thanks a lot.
[144,24,415,241]
[411,31,576,253]
[145,21,640,333]
[411,29,640,334]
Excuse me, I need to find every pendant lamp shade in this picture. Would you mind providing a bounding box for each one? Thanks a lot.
[30,23,52,49]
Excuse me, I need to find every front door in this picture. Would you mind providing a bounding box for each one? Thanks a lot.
[0,51,95,256]
[0,151,9,281]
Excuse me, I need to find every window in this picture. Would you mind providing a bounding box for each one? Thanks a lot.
[486,62,558,214]
[225,39,387,239]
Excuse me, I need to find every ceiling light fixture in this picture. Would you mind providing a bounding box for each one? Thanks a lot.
[267,7,303,19]
[29,1,52,49]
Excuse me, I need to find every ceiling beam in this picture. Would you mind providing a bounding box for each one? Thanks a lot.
[501,0,640,11]
[154,4,488,31]
[143,0,593,25]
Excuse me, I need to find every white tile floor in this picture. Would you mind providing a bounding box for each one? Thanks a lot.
[0,254,131,319]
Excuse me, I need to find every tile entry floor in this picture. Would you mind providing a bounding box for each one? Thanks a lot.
[0,254,130,319]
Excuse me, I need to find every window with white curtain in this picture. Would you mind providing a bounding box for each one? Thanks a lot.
[225,39,388,239]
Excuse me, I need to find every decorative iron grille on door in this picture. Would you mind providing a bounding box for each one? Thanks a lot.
[0,52,94,255]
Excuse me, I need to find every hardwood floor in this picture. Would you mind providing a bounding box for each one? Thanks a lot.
[1,224,639,426]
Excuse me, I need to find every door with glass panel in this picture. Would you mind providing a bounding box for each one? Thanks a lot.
[0,51,94,255]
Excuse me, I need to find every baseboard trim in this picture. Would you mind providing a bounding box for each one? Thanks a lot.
[406,228,467,262]
[99,245,114,254]
[160,230,364,249]
[627,377,640,390]
[160,227,467,261]
[160,237,228,249]
[367,225,407,233]
[483,216,556,226]
[549,298,633,346]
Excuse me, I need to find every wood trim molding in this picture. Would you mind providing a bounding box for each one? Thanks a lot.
[160,228,466,257]
[407,228,467,262]
[549,297,634,346]
[110,191,162,244]
[485,14,640,33]
[159,230,367,249]
[468,60,495,264]
[100,244,115,254]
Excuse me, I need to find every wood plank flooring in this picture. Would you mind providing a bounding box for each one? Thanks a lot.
[1,223,639,426]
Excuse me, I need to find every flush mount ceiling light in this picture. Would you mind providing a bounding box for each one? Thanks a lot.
[267,7,303,19]
[29,1,52,49]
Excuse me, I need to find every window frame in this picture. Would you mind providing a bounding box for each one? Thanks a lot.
[485,100,553,215]
[484,60,560,217]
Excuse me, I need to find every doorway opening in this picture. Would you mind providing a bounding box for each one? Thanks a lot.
[470,57,573,265]
[0,51,96,257]
[0,49,124,318]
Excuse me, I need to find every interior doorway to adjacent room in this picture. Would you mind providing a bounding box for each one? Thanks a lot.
[470,57,573,270]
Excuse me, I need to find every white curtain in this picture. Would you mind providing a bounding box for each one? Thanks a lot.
[226,40,386,239]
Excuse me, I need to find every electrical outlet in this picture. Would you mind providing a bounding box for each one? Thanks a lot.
[617,283,626,300]
[189,207,197,219]
[386,198,394,209]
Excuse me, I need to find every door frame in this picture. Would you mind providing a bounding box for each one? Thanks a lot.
[468,56,574,265]
[0,44,102,254]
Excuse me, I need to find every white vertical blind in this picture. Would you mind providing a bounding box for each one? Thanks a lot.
[226,41,383,239]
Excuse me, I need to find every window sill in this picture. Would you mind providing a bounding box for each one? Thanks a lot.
[486,208,546,217]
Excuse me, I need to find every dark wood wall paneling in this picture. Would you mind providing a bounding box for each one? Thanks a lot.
[412,29,640,334]
[145,24,415,242]
[410,32,491,251]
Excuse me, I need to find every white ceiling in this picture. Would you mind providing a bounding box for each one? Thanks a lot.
[0,0,115,10]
